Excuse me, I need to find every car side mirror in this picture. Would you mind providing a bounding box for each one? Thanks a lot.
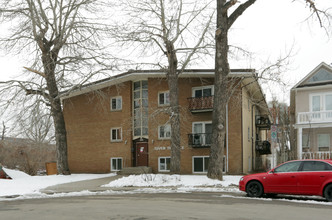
[269,169,275,174]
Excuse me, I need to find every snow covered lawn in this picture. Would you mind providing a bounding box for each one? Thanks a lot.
[102,174,241,188]
[0,168,116,197]
[0,168,241,198]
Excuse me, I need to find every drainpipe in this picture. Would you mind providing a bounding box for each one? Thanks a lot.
[251,103,255,172]
[226,103,229,173]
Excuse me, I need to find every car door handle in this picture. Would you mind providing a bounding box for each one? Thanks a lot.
[320,176,325,178]
[291,176,296,178]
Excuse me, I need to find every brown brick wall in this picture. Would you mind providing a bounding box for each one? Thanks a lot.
[64,81,133,173]
[227,87,243,174]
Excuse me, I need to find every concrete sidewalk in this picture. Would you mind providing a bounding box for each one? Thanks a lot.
[41,175,123,194]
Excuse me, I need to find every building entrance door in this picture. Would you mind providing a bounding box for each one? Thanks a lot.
[136,142,148,166]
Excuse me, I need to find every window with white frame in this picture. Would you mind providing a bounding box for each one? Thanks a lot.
[111,96,122,111]
[110,127,122,142]
[158,124,171,139]
[302,134,310,149]
[111,157,122,171]
[192,122,212,145]
[318,134,330,151]
[158,91,170,106]
[193,156,209,173]
[192,85,214,98]
[158,157,171,172]
[310,93,332,120]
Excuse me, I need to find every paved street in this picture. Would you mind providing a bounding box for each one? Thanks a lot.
[1,192,331,220]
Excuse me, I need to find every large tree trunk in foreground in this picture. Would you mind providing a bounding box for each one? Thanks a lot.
[207,7,229,180]
[167,42,181,174]
[43,51,70,175]
[208,0,257,181]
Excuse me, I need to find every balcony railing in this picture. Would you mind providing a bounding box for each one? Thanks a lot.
[255,115,271,130]
[297,111,332,124]
[188,133,212,148]
[255,140,271,155]
[187,96,213,112]
[302,151,332,159]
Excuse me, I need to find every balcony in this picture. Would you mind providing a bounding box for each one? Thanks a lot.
[255,140,271,155]
[297,111,332,124]
[188,133,212,148]
[187,96,213,113]
[255,115,271,130]
[302,151,331,159]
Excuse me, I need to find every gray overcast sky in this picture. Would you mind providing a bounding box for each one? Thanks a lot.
[0,0,331,103]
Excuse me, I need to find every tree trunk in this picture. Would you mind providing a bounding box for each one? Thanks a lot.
[166,41,181,174]
[42,50,70,175]
[207,0,230,180]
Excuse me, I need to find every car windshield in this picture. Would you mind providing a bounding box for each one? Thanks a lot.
[274,161,302,173]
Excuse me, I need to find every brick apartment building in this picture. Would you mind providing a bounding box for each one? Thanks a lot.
[61,69,271,175]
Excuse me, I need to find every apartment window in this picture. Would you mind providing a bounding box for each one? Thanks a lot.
[111,157,123,171]
[302,134,310,149]
[158,91,170,106]
[159,157,171,172]
[192,86,214,98]
[193,156,209,173]
[248,127,250,142]
[318,134,330,151]
[192,122,212,146]
[133,80,148,137]
[110,128,122,142]
[158,124,171,139]
[111,96,122,111]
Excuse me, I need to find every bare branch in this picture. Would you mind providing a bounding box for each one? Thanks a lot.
[23,66,46,78]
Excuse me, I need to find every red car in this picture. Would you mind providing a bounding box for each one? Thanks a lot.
[239,159,332,201]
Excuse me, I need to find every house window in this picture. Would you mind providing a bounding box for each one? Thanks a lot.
[158,124,171,139]
[192,86,214,97]
[111,96,122,111]
[302,134,310,149]
[193,156,209,173]
[158,91,170,106]
[311,95,321,112]
[111,157,122,171]
[159,157,171,172]
[318,134,330,151]
[310,93,332,113]
[110,128,122,142]
[192,122,212,146]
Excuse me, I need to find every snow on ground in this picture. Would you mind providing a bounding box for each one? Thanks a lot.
[102,174,241,188]
[0,167,116,197]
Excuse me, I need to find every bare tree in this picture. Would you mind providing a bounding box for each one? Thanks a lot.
[0,0,114,174]
[1,121,6,140]
[112,0,215,173]
[208,0,330,180]
[17,103,54,144]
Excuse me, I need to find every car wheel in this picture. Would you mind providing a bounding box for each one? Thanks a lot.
[246,181,263,197]
[324,184,332,202]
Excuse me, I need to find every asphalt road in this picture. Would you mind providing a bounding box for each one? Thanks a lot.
[0,192,331,220]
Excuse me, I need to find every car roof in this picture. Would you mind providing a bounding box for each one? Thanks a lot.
[285,159,332,165]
